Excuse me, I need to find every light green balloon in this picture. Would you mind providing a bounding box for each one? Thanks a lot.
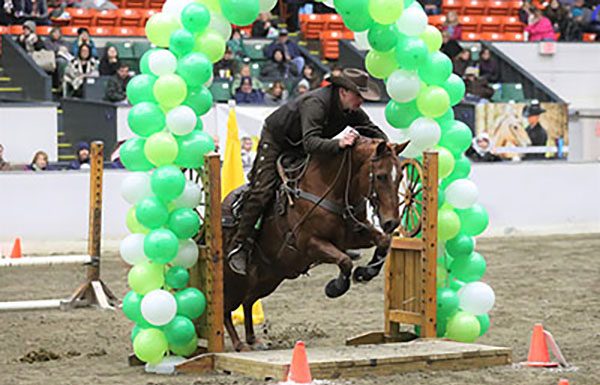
[369,0,404,25]
[126,206,150,234]
[145,131,179,167]
[437,145,455,178]
[193,29,226,63]
[438,207,460,241]
[196,0,221,12]
[153,74,188,109]
[133,328,169,364]
[145,13,180,48]
[420,25,442,52]
[128,261,164,295]
[446,311,480,343]
[416,85,450,118]
[365,49,397,79]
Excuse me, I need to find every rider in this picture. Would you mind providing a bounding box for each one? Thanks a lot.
[228,68,388,275]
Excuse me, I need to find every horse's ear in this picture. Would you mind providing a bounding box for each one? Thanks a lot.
[376,141,390,157]
[394,141,410,155]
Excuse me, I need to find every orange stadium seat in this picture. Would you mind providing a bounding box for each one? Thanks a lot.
[62,26,81,36]
[303,14,326,39]
[36,25,53,35]
[443,0,463,13]
[89,26,114,36]
[428,14,447,28]
[96,9,119,26]
[462,32,480,40]
[503,16,524,33]
[480,32,505,41]
[487,0,510,16]
[583,33,597,42]
[325,14,345,31]
[124,0,147,8]
[141,8,159,26]
[147,0,166,9]
[504,32,525,41]
[118,8,143,27]
[320,30,353,60]
[463,0,486,15]
[508,1,522,16]
[458,15,478,33]
[69,8,95,26]
[9,25,23,34]
[0,26,9,34]
[479,16,502,33]
[113,26,145,36]
[111,0,125,7]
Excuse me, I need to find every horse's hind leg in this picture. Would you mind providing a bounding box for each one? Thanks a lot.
[243,301,268,350]
[307,238,353,298]
[224,311,250,352]
[353,232,392,283]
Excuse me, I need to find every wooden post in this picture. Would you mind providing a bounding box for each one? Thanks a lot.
[421,152,438,338]
[87,141,103,282]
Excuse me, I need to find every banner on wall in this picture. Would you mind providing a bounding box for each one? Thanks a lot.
[474,102,569,161]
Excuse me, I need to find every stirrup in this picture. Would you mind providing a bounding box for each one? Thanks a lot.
[227,244,248,276]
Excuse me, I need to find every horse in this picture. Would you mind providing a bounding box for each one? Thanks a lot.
[489,104,531,159]
[220,137,409,351]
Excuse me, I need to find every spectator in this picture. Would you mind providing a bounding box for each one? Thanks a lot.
[284,0,301,33]
[99,44,120,76]
[71,27,97,58]
[252,12,276,38]
[14,0,49,23]
[0,144,10,171]
[564,0,593,40]
[104,62,130,103]
[264,28,305,74]
[69,142,90,170]
[440,30,462,59]
[466,133,502,162]
[264,80,289,106]
[44,26,67,53]
[301,64,321,90]
[320,64,343,87]
[44,27,70,88]
[234,76,265,104]
[544,0,569,36]
[231,64,264,95]
[452,49,472,77]
[17,20,43,53]
[420,0,442,15]
[27,150,50,171]
[478,48,500,83]
[584,3,600,40]
[226,28,248,62]
[64,43,99,97]
[295,78,310,96]
[518,0,533,24]
[463,67,494,101]
[260,48,299,79]
[525,8,557,40]
[442,11,463,40]
[213,47,238,80]
[240,136,255,179]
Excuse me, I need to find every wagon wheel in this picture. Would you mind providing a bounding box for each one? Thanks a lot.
[397,158,424,238]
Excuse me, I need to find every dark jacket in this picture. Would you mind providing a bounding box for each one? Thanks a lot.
[213,58,239,78]
[263,85,387,154]
[478,58,500,83]
[252,19,270,37]
[99,58,120,76]
[44,37,68,53]
[264,40,302,60]
[452,57,471,77]
[104,74,129,102]
[526,122,548,146]
[260,59,299,79]
[234,88,265,104]
[465,77,495,100]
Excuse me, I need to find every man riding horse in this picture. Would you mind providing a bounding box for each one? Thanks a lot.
[227,68,389,275]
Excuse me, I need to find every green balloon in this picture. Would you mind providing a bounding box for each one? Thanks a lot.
[437,252,453,269]
[131,324,143,342]
[153,74,187,109]
[437,315,449,337]
[168,208,201,239]
[439,120,473,156]
[420,25,442,53]
[144,229,179,264]
[442,74,466,106]
[476,314,490,336]
[456,204,489,236]
[385,99,419,128]
[449,278,465,292]
[136,197,169,229]
[170,29,195,57]
[193,29,226,63]
[449,155,472,180]
[365,49,397,79]
[133,328,168,364]
[126,206,150,234]
[437,145,455,178]
[184,86,213,116]
[170,334,198,356]
[446,234,474,258]
[145,13,180,48]
[181,3,210,33]
[122,290,145,324]
[437,287,459,318]
[220,0,259,26]
[436,265,448,288]
[128,102,165,137]
[175,288,206,319]
[337,0,373,32]
[417,85,450,118]
[368,23,398,52]
[128,261,164,295]
[438,207,460,241]
[145,131,179,167]
[418,51,452,86]
[165,266,190,289]
[450,251,486,282]
[438,186,445,209]
[121,137,154,172]
[369,0,404,25]
[435,107,455,125]
[163,315,196,346]
[127,74,157,105]
[140,48,160,75]
[446,311,480,343]
[395,35,429,70]
[175,130,215,169]
[177,53,213,89]
[151,165,186,202]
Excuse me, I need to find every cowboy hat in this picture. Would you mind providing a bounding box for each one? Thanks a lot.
[330,68,381,101]
[523,102,546,117]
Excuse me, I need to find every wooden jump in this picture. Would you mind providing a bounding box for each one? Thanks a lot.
[0,141,118,312]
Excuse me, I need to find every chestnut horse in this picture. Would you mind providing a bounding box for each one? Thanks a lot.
[221,137,409,351]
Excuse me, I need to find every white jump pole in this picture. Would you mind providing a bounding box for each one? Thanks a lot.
[0,299,63,311]
[0,255,92,267]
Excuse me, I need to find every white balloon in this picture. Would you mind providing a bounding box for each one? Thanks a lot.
[209,12,232,40]
[162,0,194,18]
[121,172,152,204]
[258,0,277,12]
[400,141,423,158]
[386,69,421,103]
[171,239,199,268]
[354,31,371,51]
[148,49,177,76]
[141,289,177,326]
[119,234,147,265]
[396,3,428,36]
[321,0,335,9]
[408,117,441,150]
[445,179,479,209]
[458,282,495,315]
[166,106,197,136]
[173,180,202,209]
[388,127,410,143]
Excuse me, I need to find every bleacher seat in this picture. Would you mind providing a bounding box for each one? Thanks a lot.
[36,26,53,35]
[113,26,144,36]
[96,9,119,26]
[119,9,143,27]
[503,16,523,33]
[245,42,268,60]
[147,0,166,9]
[583,33,598,42]
[9,25,23,34]
[320,30,353,60]
[210,80,232,102]
[504,32,524,41]
[90,26,114,36]
[132,41,152,58]
[69,8,95,26]
[61,27,80,36]
[324,14,345,31]
[141,9,159,26]
[458,15,478,33]
[428,15,446,28]
[125,0,147,9]
[443,0,463,13]
[462,32,480,41]
[487,0,511,16]
[302,14,327,39]
[500,83,525,102]
[463,0,486,15]
[250,62,261,78]
[480,32,505,41]
[0,26,9,35]
[479,16,501,33]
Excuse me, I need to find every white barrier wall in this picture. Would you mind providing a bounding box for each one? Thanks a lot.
[0,104,58,163]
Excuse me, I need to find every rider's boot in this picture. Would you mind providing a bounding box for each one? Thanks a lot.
[227,240,253,275]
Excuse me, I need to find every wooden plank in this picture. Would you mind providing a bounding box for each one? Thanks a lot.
[404,249,415,313]
[388,310,422,325]
[345,331,417,346]
[391,237,424,251]
[176,353,215,374]
[421,151,438,338]
[87,141,103,283]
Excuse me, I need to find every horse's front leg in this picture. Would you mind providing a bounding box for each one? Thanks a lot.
[307,237,353,298]
[224,311,250,352]
[352,229,392,283]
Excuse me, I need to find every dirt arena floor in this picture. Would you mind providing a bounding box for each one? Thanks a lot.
[0,234,599,385]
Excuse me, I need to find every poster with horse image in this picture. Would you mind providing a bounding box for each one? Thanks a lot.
[474,102,569,160]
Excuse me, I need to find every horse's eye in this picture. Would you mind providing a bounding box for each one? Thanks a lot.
[376,174,387,181]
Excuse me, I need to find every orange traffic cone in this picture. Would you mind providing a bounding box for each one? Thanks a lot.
[286,341,312,384]
[523,324,558,367]
[10,238,22,259]
[557,380,569,385]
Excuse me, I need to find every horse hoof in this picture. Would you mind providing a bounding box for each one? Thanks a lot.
[325,277,350,298]
[234,342,252,352]
[249,339,269,351]
[352,266,377,283]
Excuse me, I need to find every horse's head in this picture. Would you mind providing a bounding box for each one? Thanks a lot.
[355,139,409,234]
[492,106,531,147]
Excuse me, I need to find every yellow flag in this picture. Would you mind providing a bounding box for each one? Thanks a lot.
[221,103,246,200]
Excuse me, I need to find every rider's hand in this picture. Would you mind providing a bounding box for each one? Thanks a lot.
[338,130,359,148]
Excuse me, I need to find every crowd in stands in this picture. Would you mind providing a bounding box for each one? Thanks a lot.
[520,0,600,41]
